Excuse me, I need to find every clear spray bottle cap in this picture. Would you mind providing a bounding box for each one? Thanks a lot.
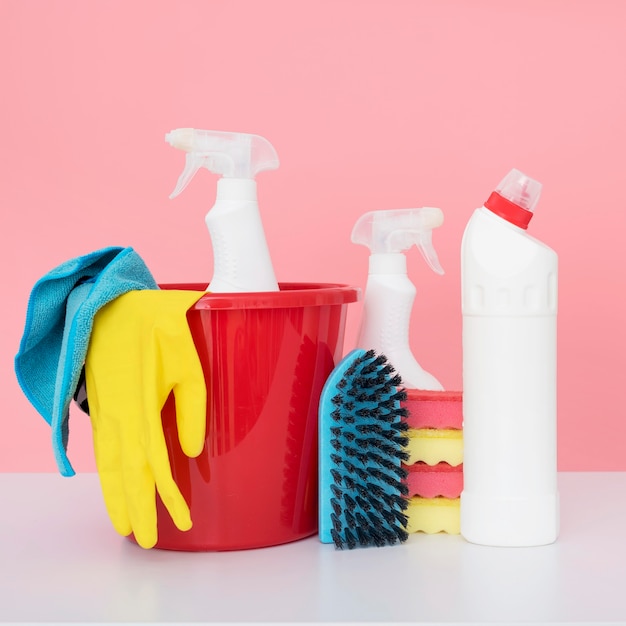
[165,129,279,198]
[351,207,445,274]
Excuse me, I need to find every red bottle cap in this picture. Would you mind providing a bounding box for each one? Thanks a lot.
[485,191,533,229]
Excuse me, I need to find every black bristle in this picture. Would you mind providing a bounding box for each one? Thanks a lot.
[366,450,404,469]
[345,509,357,529]
[394,420,409,433]
[371,528,391,548]
[392,494,410,511]
[355,495,371,512]
[396,465,409,481]
[354,422,384,436]
[381,506,409,528]
[364,481,384,497]
[368,467,401,488]
[354,425,409,449]
[330,484,343,499]
[343,459,357,474]
[377,506,401,527]
[359,373,387,389]
[343,360,360,379]
[365,494,386,514]
[396,407,410,419]
[343,447,370,465]
[353,466,370,481]
[330,394,344,406]
[355,525,370,546]
[331,529,344,549]
[392,389,408,403]
[375,408,402,422]
[355,511,371,528]
[377,398,398,412]
[331,512,343,533]
[344,493,357,512]
[343,475,356,490]
[330,438,342,452]
[330,469,343,486]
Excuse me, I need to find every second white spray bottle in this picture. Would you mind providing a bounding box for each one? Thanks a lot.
[351,207,445,390]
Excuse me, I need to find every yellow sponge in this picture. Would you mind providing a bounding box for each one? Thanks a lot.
[406,497,460,534]
[405,428,463,466]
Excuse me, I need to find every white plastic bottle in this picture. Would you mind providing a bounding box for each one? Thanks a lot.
[460,168,559,547]
[351,207,445,390]
[166,128,279,292]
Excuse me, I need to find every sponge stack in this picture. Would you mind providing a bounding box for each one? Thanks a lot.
[402,390,463,534]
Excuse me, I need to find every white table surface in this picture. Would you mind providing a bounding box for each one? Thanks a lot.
[0,472,624,625]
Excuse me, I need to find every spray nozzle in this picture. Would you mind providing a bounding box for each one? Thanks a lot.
[166,128,279,199]
[351,207,445,274]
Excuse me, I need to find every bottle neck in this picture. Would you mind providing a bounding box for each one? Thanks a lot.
[216,178,257,203]
[369,253,407,274]
[484,191,533,230]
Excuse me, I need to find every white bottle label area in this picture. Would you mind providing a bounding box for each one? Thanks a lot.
[206,178,279,293]
[463,315,558,492]
[356,264,444,391]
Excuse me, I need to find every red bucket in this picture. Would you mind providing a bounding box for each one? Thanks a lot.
[154,282,360,550]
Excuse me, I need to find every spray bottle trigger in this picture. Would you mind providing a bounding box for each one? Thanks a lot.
[169,153,204,199]
[385,229,444,275]
[417,230,444,275]
[169,152,239,198]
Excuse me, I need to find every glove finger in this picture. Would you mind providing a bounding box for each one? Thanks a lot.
[142,377,193,534]
[123,457,159,549]
[96,458,133,539]
[145,407,193,533]
[155,473,193,534]
[85,365,132,538]
[162,290,207,457]
[171,362,207,458]
[94,455,134,538]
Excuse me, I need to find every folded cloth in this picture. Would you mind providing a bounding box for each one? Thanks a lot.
[14,246,158,476]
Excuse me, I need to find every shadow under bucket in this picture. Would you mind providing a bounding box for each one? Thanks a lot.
[154,282,360,551]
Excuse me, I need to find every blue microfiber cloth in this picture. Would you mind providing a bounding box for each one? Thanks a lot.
[14,246,158,476]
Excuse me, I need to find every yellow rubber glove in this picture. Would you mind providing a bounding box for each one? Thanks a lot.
[84,289,207,549]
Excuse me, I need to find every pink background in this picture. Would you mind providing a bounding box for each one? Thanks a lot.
[2,1,624,472]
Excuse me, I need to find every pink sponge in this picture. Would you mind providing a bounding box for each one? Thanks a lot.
[405,462,464,498]
[402,389,463,430]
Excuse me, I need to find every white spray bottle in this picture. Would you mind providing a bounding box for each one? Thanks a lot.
[351,207,445,390]
[460,168,559,547]
[166,128,279,292]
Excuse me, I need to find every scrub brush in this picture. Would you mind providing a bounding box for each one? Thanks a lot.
[319,348,410,549]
